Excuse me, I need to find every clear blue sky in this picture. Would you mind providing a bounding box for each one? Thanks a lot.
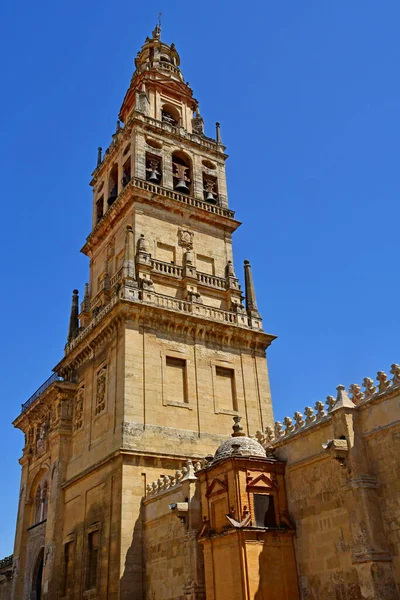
[1,0,400,556]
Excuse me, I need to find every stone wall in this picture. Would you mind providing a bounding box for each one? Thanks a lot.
[256,363,400,600]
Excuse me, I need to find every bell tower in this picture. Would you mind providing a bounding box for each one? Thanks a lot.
[12,24,276,600]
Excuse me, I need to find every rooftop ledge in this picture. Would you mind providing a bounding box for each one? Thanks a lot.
[64,289,274,357]
[82,177,239,255]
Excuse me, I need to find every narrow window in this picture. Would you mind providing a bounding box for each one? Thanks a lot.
[253,494,276,527]
[96,197,104,223]
[107,163,118,207]
[34,486,41,524]
[85,530,100,590]
[122,157,131,187]
[215,366,237,412]
[165,356,187,404]
[62,541,74,595]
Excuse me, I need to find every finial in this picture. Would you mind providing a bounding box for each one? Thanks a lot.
[116,120,121,133]
[232,416,246,437]
[216,122,222,144]
[97,147,102,167]
[67,289,79,344]
[331,385,355,411]
[243,260,261,319]
[152,14,161,40]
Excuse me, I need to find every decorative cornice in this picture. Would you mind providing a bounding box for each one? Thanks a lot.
[56,294,274,374]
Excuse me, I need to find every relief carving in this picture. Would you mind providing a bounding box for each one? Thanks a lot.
[95,367,107,415]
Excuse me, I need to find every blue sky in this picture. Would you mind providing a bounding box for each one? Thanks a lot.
[1,0,400,555]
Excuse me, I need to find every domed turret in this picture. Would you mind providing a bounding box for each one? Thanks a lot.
[210,416,266,465]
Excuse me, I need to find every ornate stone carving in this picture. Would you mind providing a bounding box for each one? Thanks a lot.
[95,367,107,415]
[390,363,400,386]
[314,401,326,420]
[74,387,84,431]
[178,228,194,249]
[349,384,364,404]
[304,406,315,426]
[326,396,336,412]
[362,377,377,399]
[283,416,294,435]
[274,421,283,438]
[293,411,304,430]
[376,371,391,393]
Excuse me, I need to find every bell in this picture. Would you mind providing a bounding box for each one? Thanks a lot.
[175,179,189,193]
[205,191,216,203]
[147,169,159,183]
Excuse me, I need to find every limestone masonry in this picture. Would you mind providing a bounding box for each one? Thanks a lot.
[1,22,399,600]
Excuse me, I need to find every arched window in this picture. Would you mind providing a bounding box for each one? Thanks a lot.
[161,103,180,127]
[172,151,192,195]
[32,476,49,525]
[107,163,118,207]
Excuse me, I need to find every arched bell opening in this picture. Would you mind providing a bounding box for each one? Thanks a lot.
[203,174,219,205]
[172,151,192,195]
[161,103,180,127]
[31,547,44,600]
[96,195,104,223]
[107,163,119,207]
[145,152,162,184]
[122,157,131,187]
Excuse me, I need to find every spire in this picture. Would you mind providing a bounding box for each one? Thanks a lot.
[123,225,136,282]
[67,289,79,343]
[244,260,260,318]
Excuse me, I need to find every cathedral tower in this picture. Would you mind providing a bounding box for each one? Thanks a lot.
[11,25,275,600]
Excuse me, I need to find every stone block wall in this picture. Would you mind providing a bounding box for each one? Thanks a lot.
[256,363,400,599]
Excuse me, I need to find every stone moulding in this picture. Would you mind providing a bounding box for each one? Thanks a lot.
[58,293,274,375]
[256,363,400,449]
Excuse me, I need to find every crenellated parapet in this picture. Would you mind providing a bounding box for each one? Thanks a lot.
[256,363,400,448]
[145,459,203,500]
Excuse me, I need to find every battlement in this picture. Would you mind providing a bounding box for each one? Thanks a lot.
[144,459,203,501]
[256,362,400,448]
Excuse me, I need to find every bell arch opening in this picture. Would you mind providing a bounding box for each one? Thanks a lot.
[172,151,192,195]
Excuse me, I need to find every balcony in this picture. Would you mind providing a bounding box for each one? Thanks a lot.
[21,372,63,413]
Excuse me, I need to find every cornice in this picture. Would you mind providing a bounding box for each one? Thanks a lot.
[13,382,76,430]
[55,296,275,374]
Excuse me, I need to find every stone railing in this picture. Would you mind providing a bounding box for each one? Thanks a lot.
[132,178,235,219]
[150,259,228,291]
[142,115,222,153]
[256,363,400,448]
[145,460,202,499]
[147,292,249,326]
[197,272,226,290]
[151,259,183,278]
[66,287,256,356]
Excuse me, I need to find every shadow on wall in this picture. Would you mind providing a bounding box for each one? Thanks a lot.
[120,503,144,600]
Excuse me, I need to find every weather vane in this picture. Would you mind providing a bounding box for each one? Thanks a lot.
[158,12,162,29]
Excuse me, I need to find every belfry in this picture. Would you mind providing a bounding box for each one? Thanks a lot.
[4,22,400,600]
[8,24,278,599]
